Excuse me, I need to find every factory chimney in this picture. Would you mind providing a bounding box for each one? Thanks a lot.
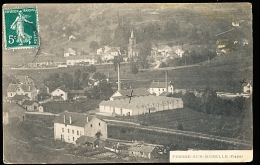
[87,116,89,122]
[117,63,121,91]
[69,116,72,124]
[165,71,168,92]
[63,115,66,124]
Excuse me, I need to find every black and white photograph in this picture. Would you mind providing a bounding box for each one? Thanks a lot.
[2,3,252,163]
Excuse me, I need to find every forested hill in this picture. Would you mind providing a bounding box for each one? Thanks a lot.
[3,3,252,56]
[38,4,251,48]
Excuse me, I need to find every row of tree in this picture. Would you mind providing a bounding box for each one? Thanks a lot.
[42,65,114,101]
[180,88,251,117]
[43,65,97,90]
[161,50,217,68]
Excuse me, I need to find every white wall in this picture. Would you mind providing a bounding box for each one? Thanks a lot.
[51,89,68,101]
[54,123,85,144]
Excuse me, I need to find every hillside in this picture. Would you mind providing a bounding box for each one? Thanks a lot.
[3,3,252,57]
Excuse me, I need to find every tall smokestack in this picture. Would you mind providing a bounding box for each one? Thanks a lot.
[117,63,121,91]
[87,116,89,122]
[165,71,168,92]
[69,116,72,124]
[63,115,66,124]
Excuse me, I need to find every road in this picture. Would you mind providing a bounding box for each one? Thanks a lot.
[139,64,201,71]
[104,119,251,147]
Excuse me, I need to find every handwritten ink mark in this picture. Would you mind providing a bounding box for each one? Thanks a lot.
[126,90,135,103]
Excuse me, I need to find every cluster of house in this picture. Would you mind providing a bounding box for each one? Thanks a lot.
[14,61,66,69]
[151,45,185,60]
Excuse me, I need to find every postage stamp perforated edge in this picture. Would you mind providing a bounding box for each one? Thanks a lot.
[2,5,40,50]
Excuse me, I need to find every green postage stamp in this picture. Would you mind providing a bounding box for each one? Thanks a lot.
[3,6,40,49]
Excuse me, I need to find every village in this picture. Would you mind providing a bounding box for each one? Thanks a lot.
[3,4,252,163]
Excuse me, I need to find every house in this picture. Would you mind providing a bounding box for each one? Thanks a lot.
[75,136,101,148]
[128,145,159,159]
[68,90,86,100]
[149,81,174,96]
[157,45,172,56]
[64,48,76,57]
[97,46,120,55]
[14,75,35,85]
[243,82,252,94]
[53,111,107,144]
[108,47,121,56]
[51,86,69,101]
[38,105,45,112]
[3,102,26,125]
[66,56,95,66]
[101,54,115,62]
[216,39,228,49]
[151,45,158,57]
[232,21,240,27]
[10,94,30,105]
[110,88,151,101]
[22,100,40,111]
[172,46,185,57]
[99,95,183,116]
[6,84,38,101]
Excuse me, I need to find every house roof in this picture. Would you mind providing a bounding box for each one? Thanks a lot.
[158,45,171,51]
[159,92,172,96]
[75,135,97,144]
[112,88,151,99]
[6,84,36,92]
[52,86,70,93]
[22,100,39,106]
[53,111,101,127]
[3,102,25,112]
[149,82,172,88]
[129,146,155,153]
[11,94,30,101]
[100,95,182,110]
[108,47,119,53]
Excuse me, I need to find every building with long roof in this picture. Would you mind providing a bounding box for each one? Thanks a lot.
[99,95,183,116]
[53,111,107,144]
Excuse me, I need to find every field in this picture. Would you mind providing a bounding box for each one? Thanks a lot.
[98,107,252,142]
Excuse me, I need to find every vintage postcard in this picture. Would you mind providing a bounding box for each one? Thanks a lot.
[2,3,252,163]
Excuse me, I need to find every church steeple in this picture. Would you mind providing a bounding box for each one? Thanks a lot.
[131,29,134,38]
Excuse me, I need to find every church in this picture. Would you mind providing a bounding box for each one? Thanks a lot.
[128,30,140,58]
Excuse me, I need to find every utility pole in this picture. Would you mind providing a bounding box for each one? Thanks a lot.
[117,63,121,91]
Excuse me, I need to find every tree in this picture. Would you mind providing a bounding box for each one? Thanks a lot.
[73,69,81,89]
[61,72,73,89]
[113,56,123,71]
[131,63,138,74]
[88,65,96,73]
[93,72,106,81]
[89,41,99,53]
[164,21,180,39]
[81,72,89,87]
